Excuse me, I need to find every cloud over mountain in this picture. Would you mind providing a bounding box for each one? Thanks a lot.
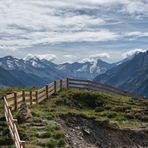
[0,0,148,63]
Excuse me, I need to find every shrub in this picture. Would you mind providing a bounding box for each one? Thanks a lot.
[95,107,104,112]
[100,111,117,118]
[59,90,106,109]
[112,106,131,112]
[138,115,148,122]
[114,114,128,121]
[107,112,117,118]
[57,138,66,147]
[53,130,65,139]
[125,112,135,119]
[47,139,57,148]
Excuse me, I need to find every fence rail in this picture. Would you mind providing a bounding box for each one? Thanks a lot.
[4,77,137,148]
[4,97,25,148]
[68,78,134,97]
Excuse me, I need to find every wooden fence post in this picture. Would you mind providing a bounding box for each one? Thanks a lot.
[12,119,17,140]
[87,80,90,90]
[14,92,17,110]
[30,91,32,105]
[54,81,57,93]
[46,85,49,99]
[20,140,25,148]
[7,107,10,124]
[22,90,25,102]
[13,119,18,126]
[66,78,69,89]
[35,91,38,104]
[60,80,62,91]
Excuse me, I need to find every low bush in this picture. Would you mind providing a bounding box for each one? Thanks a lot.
[59,89,106,108]
[112,106,131,112]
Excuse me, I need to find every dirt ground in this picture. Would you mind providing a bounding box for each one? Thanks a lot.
[58,115,148,148]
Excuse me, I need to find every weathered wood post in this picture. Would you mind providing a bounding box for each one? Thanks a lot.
[66,78,69,89]
[22,90,25,102]
[12,119,18,140]
[20,140,25,148]
[14,92,17,110]
[7,105,10,125]
[87,80,90,90]
[46,85,49,99]
[35,90,38,104]
[60,80,62,91]
[30,91,32,105]
[54,81,57,93]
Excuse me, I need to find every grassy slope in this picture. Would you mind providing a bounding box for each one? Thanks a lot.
[31,89,148,128]
[0,88,148,147]
[16,89,148,147]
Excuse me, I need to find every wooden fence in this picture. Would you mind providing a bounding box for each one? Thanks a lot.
[5,79,68,111]
[4,97,25,148]
[4,78,136,148]
[68,78,134,97]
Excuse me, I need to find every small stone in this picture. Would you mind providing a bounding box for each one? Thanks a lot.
[75,126,81,130]
[83,128,91,135]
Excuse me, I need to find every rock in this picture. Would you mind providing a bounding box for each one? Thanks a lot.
[36,131,47,138]
[83,127,91,135]
[17,102,32,122]
[75,126,81,130]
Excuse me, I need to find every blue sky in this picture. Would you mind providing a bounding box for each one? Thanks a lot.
[0,0,148,63]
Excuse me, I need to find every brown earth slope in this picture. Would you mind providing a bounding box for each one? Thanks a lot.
[59,114,148,148]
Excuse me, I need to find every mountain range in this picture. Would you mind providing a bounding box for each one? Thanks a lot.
[1,51,148,97]
[94,51,148,97]
[0,56,113,87]
[56,59,114,80]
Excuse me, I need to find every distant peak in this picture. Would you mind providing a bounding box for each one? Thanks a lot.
[80,57,108,64]
[4,55,14,59]
[24,55,39,61]
[96,59,104,63]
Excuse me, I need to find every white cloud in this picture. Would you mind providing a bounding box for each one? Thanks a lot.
[122,1,148,17]
[63,55,76,59]
[81,52,110,62]
[89,53,110,59]
[122,48,147,58]
[126,32,148,37]
[24,53,57,61]
[62,55,77,63]
[0,0,148,57]
[0,0,121,51]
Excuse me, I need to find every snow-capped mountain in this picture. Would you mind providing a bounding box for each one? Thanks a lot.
[0,56,61,79]
[0,56,114,87]
[56,59,114,80]
[0,56,62,87]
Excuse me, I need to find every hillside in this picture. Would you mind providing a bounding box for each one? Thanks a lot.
[7,89,147,148]
[94,51,148,97]
[0,67,49,87]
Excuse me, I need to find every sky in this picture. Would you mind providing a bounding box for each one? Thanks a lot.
[0,0,148,63]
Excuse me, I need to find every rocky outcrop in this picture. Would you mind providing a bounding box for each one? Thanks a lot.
[17,102,32,122]
[59,114,148,148]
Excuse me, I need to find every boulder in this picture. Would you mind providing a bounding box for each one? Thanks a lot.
[17,102,32,122]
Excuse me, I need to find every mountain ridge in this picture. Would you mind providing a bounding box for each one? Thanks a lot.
[94,51,148,97]
[0,56,113,87]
